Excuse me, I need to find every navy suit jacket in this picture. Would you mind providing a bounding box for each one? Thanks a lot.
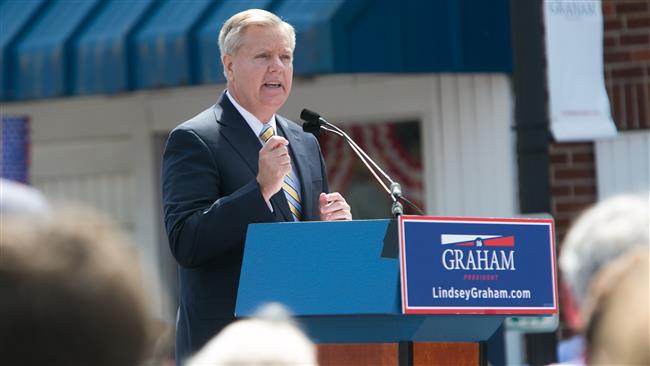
[161,92,328,363]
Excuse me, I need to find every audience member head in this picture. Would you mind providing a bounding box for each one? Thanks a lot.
[187,303,317,366]
[0,178,49,219]
[559,191,649,310]
[583,248,649,365]
[0,206,151,366]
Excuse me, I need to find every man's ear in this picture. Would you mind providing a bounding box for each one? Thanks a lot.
[222,54,233,81]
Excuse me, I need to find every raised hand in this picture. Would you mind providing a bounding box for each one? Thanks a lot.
[257,136,291,202]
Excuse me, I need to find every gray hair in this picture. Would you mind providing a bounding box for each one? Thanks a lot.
[559,191,650,305]
[187,303,316,366]
[218,9,296,74]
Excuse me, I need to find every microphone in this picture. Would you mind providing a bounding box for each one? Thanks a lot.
[300,108,423,217]
[300,108,323,125]
[300,109,324,136]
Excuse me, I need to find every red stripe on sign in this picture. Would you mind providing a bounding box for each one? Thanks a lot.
[484,236,515,247]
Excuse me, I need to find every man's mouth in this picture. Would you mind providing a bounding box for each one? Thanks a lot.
[263,82,282,89]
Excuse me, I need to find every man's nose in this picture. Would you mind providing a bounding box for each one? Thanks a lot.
[267,56,284,71]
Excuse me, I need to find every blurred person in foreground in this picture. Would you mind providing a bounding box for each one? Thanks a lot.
[187,303,317,366]
[582,248,649,365]
[557,191,650,364]
[161,8,351,363]
[0,207,151,366]
[142,319,176,366]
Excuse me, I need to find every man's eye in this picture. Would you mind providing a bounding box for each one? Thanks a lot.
[256,54,269,59]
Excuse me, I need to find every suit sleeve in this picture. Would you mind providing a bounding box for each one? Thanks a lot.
[161,128,274,268]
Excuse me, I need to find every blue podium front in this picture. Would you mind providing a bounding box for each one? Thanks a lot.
[236,219,505,343]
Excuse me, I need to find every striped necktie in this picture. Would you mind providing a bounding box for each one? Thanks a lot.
[259,125,302,221]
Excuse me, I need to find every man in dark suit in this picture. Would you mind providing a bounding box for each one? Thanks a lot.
[161,9,352,364]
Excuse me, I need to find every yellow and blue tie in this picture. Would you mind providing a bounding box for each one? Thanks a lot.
[259,125,302,221]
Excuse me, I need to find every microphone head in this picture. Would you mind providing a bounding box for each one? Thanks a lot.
[300,108,321,123]
[390,182,402,198]
[302,121,321,136]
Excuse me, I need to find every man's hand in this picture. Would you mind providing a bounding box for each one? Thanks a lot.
[319,192,352,221]
[257,136,291,202]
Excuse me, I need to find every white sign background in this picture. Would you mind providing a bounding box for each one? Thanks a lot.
[544,0,617,141]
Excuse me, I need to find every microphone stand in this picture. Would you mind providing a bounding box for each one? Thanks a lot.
[303,110,421,218]
[319,124,404,217]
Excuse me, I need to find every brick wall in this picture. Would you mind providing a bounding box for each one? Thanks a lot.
[551,0,650,240]
[549,143,597,239]
[603,0,650,130]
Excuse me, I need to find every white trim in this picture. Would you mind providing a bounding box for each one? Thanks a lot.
[595,130,650,200]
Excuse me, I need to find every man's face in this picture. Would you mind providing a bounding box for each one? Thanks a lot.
[223,25,293,122]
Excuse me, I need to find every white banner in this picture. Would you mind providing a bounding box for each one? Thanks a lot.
[544,0,617,141]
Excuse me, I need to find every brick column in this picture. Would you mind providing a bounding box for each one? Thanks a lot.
[551,0,650,242]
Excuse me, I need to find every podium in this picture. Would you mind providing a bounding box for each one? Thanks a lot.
[236,220,505,365]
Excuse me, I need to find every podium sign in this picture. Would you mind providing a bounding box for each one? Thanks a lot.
[399,216,558,315]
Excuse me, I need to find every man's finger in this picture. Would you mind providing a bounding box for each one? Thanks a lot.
[321,201,350,214]
[319,192,346,208]
[322,192,343,202]
[279,156,292,167]
[323,209,352,221]
[319,193,328,207]
[269,146,289,159]
[263,136,288,149]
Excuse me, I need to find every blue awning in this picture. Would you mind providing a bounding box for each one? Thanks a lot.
[12,0,102,100]
[2,0,512,101]
[0,0,46,100]
[74,0,155,95]
[133,0,213,89]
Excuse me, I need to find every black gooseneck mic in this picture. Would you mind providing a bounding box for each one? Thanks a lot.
[300,108,424,218]
[301,109,324,136]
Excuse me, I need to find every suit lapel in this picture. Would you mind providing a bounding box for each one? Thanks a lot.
[213,93,261,177]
